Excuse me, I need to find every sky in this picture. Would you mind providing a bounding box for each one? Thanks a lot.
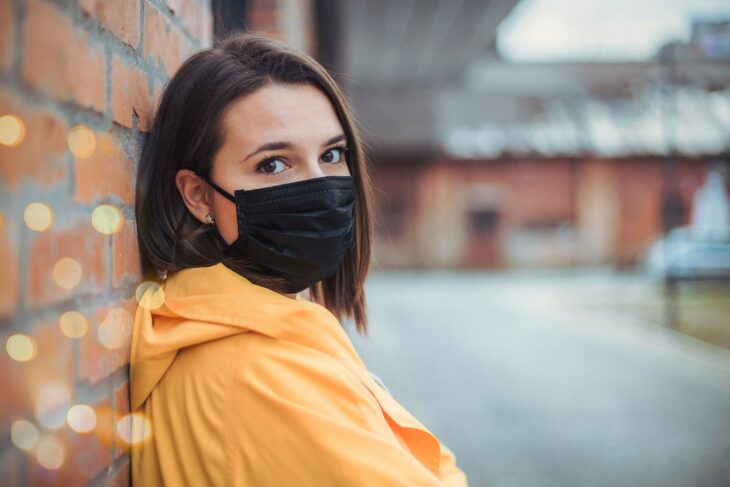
[497,0,730,62]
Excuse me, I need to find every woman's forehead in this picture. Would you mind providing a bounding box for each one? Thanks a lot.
[222,84,343,147]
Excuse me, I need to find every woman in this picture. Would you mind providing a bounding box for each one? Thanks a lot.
[130,30,469,486]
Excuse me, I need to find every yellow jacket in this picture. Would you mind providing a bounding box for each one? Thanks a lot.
[130,262,469,486]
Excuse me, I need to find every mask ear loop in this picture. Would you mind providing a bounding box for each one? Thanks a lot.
[200,173,236,203]
[198,172,250,254]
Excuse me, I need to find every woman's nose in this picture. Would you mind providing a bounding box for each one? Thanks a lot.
[300,160,327,180]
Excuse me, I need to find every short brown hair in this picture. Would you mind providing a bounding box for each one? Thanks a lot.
[135,30,374,336]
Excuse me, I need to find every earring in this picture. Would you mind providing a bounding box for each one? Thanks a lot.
[205,213,215,225]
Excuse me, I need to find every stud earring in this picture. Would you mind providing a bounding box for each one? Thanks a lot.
[205,213,215,225]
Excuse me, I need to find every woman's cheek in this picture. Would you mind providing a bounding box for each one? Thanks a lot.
[216,204,239,245]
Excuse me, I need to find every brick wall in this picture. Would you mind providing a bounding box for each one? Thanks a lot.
[371,156,709,269]
[0,0,213,484]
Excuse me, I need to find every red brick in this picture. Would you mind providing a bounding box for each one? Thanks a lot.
[27,419,111,486]
[0,345,32,434]
[79,0,141,49]
[79,299,134,385]
[91,400,115,451]
[73,131,135,204]
[165,0,199,40]
[114,382,130,418]
[113,218,142,289]
[105,456,130,487]
[0,213,19,317]
[0,0,13,73]
[27,219,108,308]
[111,54,157,131]
[0,319,74,435]
[77,0,95,15]
[69,432,112,482]
[22,0,105,113]
[143,1,184,77]
[27,431,74,487]
[0,90,68,191]
[112,382,130,459]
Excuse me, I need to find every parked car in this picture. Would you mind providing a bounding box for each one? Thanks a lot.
[641,226,730,280]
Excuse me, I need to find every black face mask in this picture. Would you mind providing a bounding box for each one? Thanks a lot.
[201,174,356,294]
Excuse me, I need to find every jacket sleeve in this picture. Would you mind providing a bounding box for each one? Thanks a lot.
[228,334,469,487]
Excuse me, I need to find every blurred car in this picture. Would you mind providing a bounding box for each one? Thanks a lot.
[641,226,730,280]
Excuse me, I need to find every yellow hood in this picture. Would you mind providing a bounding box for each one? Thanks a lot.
[131,262,364,410]
[130,262,467,484]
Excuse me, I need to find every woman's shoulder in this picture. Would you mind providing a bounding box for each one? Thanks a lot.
[169,330,363,399]
[229,331,375,420]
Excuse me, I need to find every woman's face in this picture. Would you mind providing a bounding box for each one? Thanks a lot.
[175,83,352,246]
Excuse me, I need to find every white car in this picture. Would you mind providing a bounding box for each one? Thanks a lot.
[641,226,730,280]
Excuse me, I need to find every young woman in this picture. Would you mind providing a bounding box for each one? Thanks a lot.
[130,30,468,486]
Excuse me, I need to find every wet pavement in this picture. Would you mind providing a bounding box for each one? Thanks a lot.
[346,268,730,487]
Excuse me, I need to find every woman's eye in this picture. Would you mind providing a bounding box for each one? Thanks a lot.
[321,147,347,164]
[256,158,287,175]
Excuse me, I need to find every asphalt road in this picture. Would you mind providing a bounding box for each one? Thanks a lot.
[346,268,730,487]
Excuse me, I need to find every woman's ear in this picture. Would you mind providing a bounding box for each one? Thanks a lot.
[175,169,213,225]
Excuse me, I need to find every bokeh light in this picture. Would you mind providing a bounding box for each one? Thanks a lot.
[0,114,26,147]
[52,257,82,290]
[11,419,39,451]
[35,435,65,470]
[116,412,152,446]
[35,383,71,430]
[6,334,38,362]
[59,311,88,339]
[67,124,96,158]
[23,202,54,232]
[91,204,124,235]
[97,307,133,349]
[135,281,165,310]
[66,404,97,434]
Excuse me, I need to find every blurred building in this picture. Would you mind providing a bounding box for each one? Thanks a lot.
[230,1,730,270]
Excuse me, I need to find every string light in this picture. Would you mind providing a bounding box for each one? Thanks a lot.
[59,311,88,339]
[91,204,124,235]
[135,281,165,310]
[6,334,37,362]
[67,124,96,158]
[0,114,26,147]
[23,202,54,232]
[52,257,82,290]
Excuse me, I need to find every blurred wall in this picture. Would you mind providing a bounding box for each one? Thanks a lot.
[371,155,709,270]
[245,0,315,56]
[0,0,212,484]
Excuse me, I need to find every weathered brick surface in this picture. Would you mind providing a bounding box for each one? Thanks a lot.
[143,1,185,77]
[0,319,74,434]
[0,0,14,73]
[113,218,142,289]
[79,299,134,386]
[79,0,142,49]
[0,214,19,317]
[23,0,106,113]
[112,382,131,460]
[27,219,108,308]
[111,54,156,131]
[73,131,136,204]
[1,0,214,483]
[0,89,68,190]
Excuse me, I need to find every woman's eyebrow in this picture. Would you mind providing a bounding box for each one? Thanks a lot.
[242,134,346,162]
